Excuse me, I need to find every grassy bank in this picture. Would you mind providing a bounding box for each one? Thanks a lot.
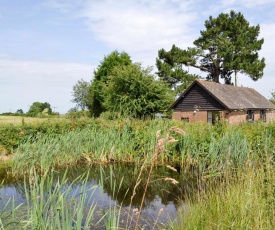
[0,117,96,154]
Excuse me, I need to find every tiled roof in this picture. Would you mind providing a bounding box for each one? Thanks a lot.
[196,80,275,110]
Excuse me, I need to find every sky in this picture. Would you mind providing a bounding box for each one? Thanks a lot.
[1,0,275,114]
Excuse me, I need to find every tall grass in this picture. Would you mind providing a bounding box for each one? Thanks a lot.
[12,119,275,177]
[12,119,172,174]
[0,169,108,230]
[172,157,275,229]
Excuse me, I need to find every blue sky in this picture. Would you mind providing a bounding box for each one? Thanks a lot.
[1,0,275,114]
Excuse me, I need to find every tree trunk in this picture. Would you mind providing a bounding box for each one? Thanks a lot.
[213,59,220,83]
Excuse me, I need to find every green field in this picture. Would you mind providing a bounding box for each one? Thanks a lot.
[0,115,54,125]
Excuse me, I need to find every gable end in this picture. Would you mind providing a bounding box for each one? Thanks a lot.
[173,83,225,111]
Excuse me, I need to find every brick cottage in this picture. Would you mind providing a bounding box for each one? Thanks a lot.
[169,80,275,124]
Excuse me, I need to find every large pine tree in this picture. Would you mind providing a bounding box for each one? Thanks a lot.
[156,10,265,91]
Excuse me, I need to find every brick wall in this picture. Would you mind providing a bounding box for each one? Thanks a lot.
[173,109,275,124]
[254,110,260,120]
[226,111,247,124]
[173,111,208,123]
[266,110,275,122]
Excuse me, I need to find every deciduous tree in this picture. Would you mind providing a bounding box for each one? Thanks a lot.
[27,102,52,117]
[88,51,132,117]
[71,79,90,110]
[103,63,173,118]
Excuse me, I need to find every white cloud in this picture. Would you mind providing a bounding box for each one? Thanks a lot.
[0,59,94,113]
[79,0,199,65]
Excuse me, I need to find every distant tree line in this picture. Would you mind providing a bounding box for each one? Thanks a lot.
[0,102,59,117]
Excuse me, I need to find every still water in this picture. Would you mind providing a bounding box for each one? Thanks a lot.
[0,164,197,229]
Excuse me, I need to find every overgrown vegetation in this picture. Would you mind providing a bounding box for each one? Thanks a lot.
[172,156,275,229]
[1,119,275,229]
[6,119,275,175]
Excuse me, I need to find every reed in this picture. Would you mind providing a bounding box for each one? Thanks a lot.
[12,119,172,175]
[172,158,275,229]
[0,169,113,229]
[12,119,275,177]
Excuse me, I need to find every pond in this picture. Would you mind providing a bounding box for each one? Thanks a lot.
[0,163,199,229]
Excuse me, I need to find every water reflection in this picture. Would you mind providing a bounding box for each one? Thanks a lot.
[0,164,201,228]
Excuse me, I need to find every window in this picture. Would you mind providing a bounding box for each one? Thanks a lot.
[207,111,222,124]
[247,110,254,121]
[207,111,213,124]
[260,110,266,121]
[181,117,189,123]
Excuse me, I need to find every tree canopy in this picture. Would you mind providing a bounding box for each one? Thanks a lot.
[16,109,24,114]
[156,10,265,92]
[102,63,173,118]
[71,79,90,110]
[27,102,52,117]
[88,51,132,117]
[71,51,173,118]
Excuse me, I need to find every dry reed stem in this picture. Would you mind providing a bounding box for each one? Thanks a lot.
[166,165,177,172]
[135,127,185,230]
[169,126,186,136]
[126,163,145,229]
[152,208,164,229]
[164,177,179,185]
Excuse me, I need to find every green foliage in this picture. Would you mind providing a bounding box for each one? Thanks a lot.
[0,119,96,154]
[75,50,172,118]
[156,10,265,90]
[0,170,100,229]
[66,110,90,119]
[27,102,53,117]
[102,63,174,118]
[16,109,24,114]
[173,159,275,230]
[88,51,132,117]
[71,79,91,110]
[8,118,275,176]
[156,46,198,95]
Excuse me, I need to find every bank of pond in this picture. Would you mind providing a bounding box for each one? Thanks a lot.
[0,118,275,229]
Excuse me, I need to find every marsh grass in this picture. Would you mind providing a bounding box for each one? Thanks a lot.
[12,119,172,175]
[0,169,109,230]
[6,119,275,174]
[172,158,275,230]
